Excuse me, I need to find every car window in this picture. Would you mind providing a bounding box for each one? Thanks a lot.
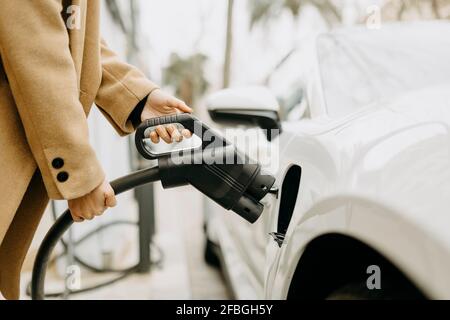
[316,22,450,118]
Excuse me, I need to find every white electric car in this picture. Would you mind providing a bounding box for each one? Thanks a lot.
[203,21,450,299]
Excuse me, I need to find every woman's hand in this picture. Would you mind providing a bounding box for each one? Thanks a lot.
[68,179,117,222]
[141,89,192,143]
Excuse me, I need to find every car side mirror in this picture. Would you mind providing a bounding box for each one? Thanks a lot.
[206,86,281,141]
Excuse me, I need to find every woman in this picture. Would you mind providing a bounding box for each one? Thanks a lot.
[0,0,190,299]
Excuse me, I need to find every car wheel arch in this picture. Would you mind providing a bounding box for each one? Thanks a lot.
[286,233,426,299]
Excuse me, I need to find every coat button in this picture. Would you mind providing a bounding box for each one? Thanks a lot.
[52,158,64,169]
[57,172,69,183]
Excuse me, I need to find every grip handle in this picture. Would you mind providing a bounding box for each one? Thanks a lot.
[135,113,229,160]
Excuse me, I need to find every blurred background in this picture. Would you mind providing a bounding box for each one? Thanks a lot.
[22,0,450,299]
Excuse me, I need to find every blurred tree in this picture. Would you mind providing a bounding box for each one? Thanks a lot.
[163,53,209,107]
[382,0,450,21]
[248,0,341,28]
[249,0,341,85]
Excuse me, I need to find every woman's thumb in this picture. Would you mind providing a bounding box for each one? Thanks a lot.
[105,188,117,208]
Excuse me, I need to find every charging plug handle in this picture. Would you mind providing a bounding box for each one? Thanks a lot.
[135,113,228,160]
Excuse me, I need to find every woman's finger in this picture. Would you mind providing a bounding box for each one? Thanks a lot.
[167,124,182,142]
[105,191,117,208]
[149,130,160,144]
[95,207,107,216]
[84,211,95,220]
[181,129,192,138]
[155,125,172,143]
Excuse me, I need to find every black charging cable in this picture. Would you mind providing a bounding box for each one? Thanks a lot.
[31,166,162,300]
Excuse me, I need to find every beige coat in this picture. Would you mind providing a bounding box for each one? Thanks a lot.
[0,0,158,299]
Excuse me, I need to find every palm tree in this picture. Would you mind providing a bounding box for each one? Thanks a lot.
[382,0,450,21]
[248,0,341,29]
[163,53,209,107]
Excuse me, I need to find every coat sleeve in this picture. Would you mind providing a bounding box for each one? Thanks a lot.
[95,39,159,136]
[0,0,105,200]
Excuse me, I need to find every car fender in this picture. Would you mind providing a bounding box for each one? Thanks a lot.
[265,193,450,299]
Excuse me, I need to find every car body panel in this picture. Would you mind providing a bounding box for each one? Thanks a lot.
[266,84,450,299]
[213,84,450,299]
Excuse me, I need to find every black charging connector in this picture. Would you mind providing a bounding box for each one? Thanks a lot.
[135,113,275,223]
